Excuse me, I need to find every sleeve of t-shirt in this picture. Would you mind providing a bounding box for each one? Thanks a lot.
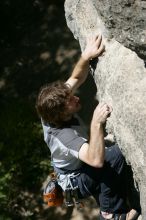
[56,128,87,158]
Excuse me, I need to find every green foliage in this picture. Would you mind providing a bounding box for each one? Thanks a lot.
[0,99,51,218]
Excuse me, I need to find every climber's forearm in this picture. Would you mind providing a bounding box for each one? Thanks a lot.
[88,122,105,167]
[79,103,112,167]
[79,123,105,167]
[65,55,89,92]
[66,34,104,92]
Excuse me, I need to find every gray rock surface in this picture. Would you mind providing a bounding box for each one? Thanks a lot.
[65,0,146,218]
[93,0,146,61]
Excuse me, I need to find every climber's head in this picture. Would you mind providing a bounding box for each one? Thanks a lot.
[36,81,81,126]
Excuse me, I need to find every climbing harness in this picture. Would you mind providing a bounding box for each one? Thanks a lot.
[63,172,84,208]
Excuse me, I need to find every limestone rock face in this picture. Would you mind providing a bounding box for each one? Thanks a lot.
[93,0,146,61]
[65,0,146,217]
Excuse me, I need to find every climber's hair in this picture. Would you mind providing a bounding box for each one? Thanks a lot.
[36,81,71,126]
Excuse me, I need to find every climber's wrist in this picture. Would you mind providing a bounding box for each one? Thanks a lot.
[81,52,91,62]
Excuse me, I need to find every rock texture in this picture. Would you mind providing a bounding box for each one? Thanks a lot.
[93,0,146,61]
[65,0,146,218]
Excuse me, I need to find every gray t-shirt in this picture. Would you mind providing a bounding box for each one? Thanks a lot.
[42,116,88,171]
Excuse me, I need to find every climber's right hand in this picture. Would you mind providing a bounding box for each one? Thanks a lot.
[81,34,105,61]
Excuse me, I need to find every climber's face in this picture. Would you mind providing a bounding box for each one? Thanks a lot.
[65,95,81,114]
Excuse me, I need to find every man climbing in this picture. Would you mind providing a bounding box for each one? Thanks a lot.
[36,35,140,220]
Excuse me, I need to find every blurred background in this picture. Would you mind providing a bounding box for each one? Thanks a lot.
[0,0,82,219]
